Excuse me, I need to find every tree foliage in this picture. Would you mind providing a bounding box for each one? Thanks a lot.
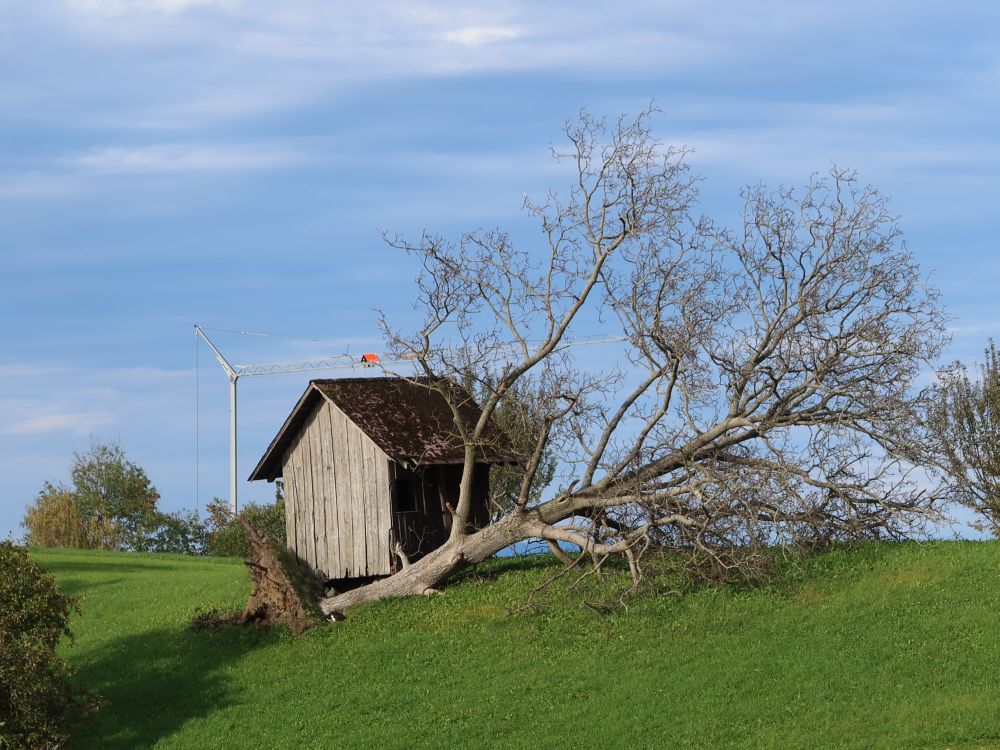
[22,483,93,550]
[318,108,947,614]
[70,440,160,551]
[148,509,209,555]
[23,440,205,554]
[23,440,160,551]
[204,497,286,558]
[21,440,288,557]
[0,542,98,748]
[929,340,1000,534]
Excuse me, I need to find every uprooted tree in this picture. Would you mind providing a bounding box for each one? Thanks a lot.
[312,109,947,615]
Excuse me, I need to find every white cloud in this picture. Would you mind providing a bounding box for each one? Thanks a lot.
[19,0,971,140]
[0,364,195,438]
[41,2,703,113]
[68,0,235,16]
[0,141,308,204]
[947,322,1000,336]
[444,25,520,48]
[0,400,116,436]
[0,172,80,200]
[102,366,196,383]
[72,143,304,174]
[0,364,69,380]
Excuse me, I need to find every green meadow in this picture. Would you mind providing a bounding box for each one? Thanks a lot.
[33,542,1000,749]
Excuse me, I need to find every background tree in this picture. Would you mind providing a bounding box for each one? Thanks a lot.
[0,542,99,748]
[148,509,209,555]
[312,108,947,614]
[23,440,164,552]
[929,340,1000,534]
[20,440,272,555]
[70,440,160,551]
[22,482,93,549]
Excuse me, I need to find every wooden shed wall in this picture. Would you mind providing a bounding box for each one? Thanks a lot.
[282,398,392,579]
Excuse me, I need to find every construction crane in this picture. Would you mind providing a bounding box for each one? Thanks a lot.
[195,325,628,514]
[195,325,406,514]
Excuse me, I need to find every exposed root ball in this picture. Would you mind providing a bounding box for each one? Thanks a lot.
[237,519,325,634]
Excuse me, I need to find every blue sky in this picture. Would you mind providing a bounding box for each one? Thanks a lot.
[2,1,999,538]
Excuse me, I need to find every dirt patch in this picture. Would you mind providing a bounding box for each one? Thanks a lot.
[190,607,242,631]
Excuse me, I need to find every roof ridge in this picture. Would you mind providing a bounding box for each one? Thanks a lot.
[249,376,515,482]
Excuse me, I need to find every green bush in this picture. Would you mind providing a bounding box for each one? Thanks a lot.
[205,498,286,558]
[0,542,98,749]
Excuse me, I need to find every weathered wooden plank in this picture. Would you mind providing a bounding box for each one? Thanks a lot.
[360,436,371,573]
[356,426,371,577]
[347,422,367,576]
[374,451,390,574]
[306,408,328,579]
[341,404,360,578]
[330,403,355,578]
[362,436,378,573]
[320,401,341,578]
[316,409,331,578]
[295,448,309,562]
[288,435,309,562]
[387,460,398,570]
[369,440,387,574]
[282,443,297,560]
[298,412,317,572]
[284,436,298,557]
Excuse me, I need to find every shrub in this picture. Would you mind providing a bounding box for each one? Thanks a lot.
[0,542,98,749]
[205,498,286,558]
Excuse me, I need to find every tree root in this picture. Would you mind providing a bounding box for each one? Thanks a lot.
[236,519,325,634]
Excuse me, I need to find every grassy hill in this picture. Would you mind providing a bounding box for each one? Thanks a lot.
[33,542,1000,749]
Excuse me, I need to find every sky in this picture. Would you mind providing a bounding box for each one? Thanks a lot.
[2,0,999,539]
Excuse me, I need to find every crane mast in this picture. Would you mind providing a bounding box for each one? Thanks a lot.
[195,324,398,514]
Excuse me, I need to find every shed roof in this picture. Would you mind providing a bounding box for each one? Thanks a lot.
[249,376,516,482]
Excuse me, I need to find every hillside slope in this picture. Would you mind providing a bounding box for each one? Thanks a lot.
[33,542,1000,749]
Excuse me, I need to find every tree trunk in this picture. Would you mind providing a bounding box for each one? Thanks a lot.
[319,511,533,614]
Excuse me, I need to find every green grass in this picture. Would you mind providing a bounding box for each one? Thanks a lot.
[31,542,1000,749]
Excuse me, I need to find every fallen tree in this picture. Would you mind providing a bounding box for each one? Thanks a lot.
[314,108,947,616]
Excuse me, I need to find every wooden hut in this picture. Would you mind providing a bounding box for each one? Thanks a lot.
[249,377,512,582]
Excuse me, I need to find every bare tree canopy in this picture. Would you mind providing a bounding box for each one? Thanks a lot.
[320,109,948,615]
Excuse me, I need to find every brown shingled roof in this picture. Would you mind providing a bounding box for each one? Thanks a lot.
[249,376,515,482]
